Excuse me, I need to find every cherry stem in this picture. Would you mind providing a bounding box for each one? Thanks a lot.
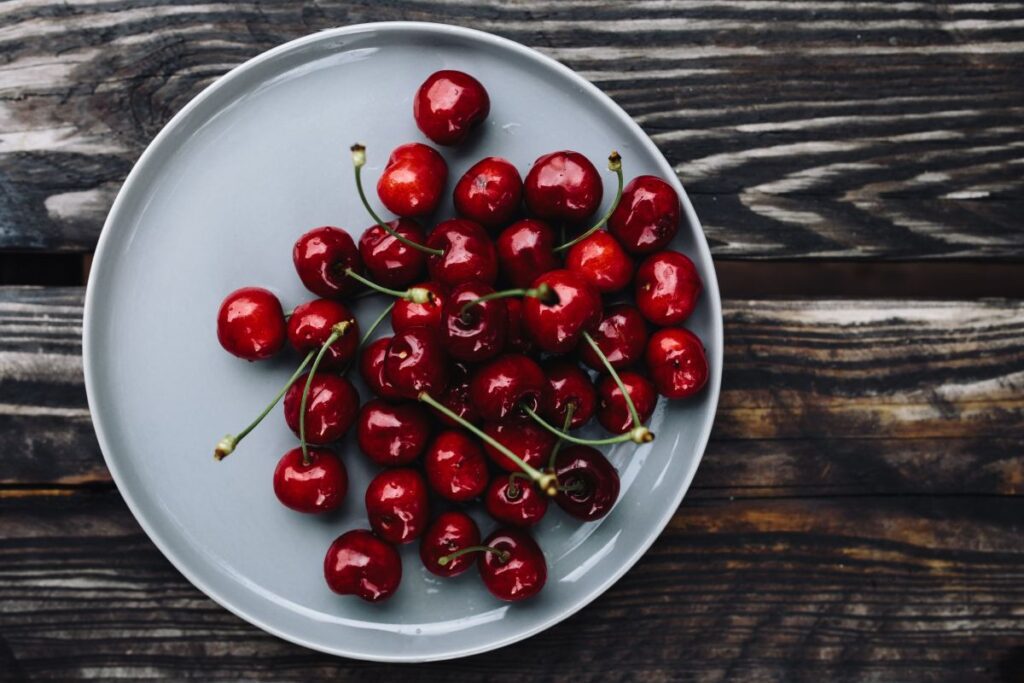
[437,545,510,567]
[299,321,352,465]
[553,151,624,253]
[547,402,575,472]
[417,391,558,496]
[360,301,396,347]
[582,331,651,440]
[505,471,532,499]
[344,268,434,304]
[524,405,652,446]
[214,350,316,460]
[558,480,587,494]
[350,143,444,257]
[458,283,558,322]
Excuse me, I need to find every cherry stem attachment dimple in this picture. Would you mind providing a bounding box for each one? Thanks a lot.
[582,330,651,439]
[344,268,434,304]
[524,405,653,446]
[299,321,352,465]
[458,283,558,322]
[553,151,624,253]
[437,544,511,567]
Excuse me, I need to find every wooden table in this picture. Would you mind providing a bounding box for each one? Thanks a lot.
[2,2,1023,680]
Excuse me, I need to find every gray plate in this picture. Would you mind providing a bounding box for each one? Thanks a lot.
[83,22,723,662]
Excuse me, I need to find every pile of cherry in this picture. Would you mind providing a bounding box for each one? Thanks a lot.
[214,70,708,604]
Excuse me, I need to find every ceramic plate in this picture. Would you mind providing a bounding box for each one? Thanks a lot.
[84,22,722,662]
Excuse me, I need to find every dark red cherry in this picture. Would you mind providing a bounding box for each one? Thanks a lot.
[359,336,404,400]
[437,361,479,428]
[539,360,597,429]
[356,398,432,466]
[646,328,709,399]
[217,287,286,361]
[424,430,489,502]
[391,280,446,334]
[495,219,559,289]
[283,373,359,444]
[358,218,427,288]
[425,219,498,287]
[273,446,347,514]
[524,150,602,223]
[479,527,546,602]
[384,326,449,399]
[420,511,481,578]
[485,476,548,528]
[293,226,362,299]
[413,70,490,146]
[286,299,359,369]
[554,445,620,521]
[365,468,430,544]
[579,304,648,371]
[469,354,545,422]
[441,282,507,363]
[454,157,522,229]
[608,175,680,254]
[377,143,448,217]
[504,297,535,354]
[635,250,702,326]
[522,269,602,354]
[482,419,557,473]
[565,230,634,294]
[597,372,658,434]
[324,530,401,602]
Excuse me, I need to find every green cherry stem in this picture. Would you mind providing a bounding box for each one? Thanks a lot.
[582,330,652,440]
[458,283,558,321]
[299,321,352,465]
[505,471,533,499]
[553,151,624,253]
[437,545,510,567]
[360,301,396,347]
[524,405,651,446]
[344,268,434,305]
[546,402,575,472]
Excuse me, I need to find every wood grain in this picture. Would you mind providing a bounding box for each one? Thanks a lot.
[0,1,1021,256]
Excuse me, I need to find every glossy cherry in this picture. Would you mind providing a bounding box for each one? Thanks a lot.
[608,175,680,254]
[441,282,507,363]
[273,446,347,514]
[425,219,498,287]
[414,70,490,146]
[482,419,557,473]
[539,360,597,429]
[424,430,489,502]
[377,143,448,217]
[293,226,362,299]
[286,299,359,369]
[324,530,402,602]
[495,219,559,289]
[216,287,286,361]
[553,445,620,521]
[358,218,428,288]
[524,150,603,223]
[356,398,432,466]
[437,361,479,428]
[420,511,481,578]
[478,527,547,602]
[635,250,702,326]
[522,269,602,354]
[504,297,534,354]
[454,157,522,229]
[579,304,648,371]
[565,230,634,294]
[384,326,449,399]
[365,468,430,544]
[469,354,545,422]
[597,371,658,434]
[485,476,548,527]
[646,328,709,399]
[359,336,404,400]
[283,372,358,444]
[391,280,446,334]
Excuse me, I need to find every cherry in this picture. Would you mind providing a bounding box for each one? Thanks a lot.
[376,143,448,218]
[579,304,648,371]
[384,326,449,399]
[425,219,498,287]
[424,430,489,502]
[356,398,432,466]
[485,476,548,527]
[359,336,404,400]
[217,287,286,361]
[646,328,709,399]
[273,446,347,514]
[324,530,402,602]
[286,299,359,369]
[358,218,427,289]
[437,361,479,428]
[553,445,620,521]
[469,354,545,422]
[283,372,358,444]
[635,250,702,326]
[454,157,522,229]
[608,175,680,254]
[420,511,481,578]
[414,70,490,146]
[293,226,362,299]
[597,371,657,434]
[504,297,535,354]
[522,269,602,354]
[564,230,633,294]
[482,419,556,473]
[391,280,446,334]
[495,219,559,289]
[365,468,430,544]
[478,527,546,602]
[539,360,597,429]
[441,282,507,363]
[524,150,603,223]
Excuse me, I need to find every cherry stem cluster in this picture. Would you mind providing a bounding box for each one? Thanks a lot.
[553,151,624,253]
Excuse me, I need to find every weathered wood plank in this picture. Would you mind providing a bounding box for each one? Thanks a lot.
[0,1,1022,256]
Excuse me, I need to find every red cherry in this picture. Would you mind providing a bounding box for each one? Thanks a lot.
[358,218,427,288]
[495,219,559,289]
[478,527,546,602]
[485,476,548,528]
[283,373,359,444]
[359,336,404,400]
[608,175,680,254]
[441,282,507,363]
[504,297,535,354]
[356,398,432,466]
[597,372,657,434]
[377,143,448,217]
[425,219,498,287]
[413,70,490,146]
[273,446,347,514]
[469,354,545,422]
[292,226,362,299]
[286,299,359,369]
[217,287,286,361]
[635,250,702,326]
[391,281,446,334]
[437,361,480,428]
[539,360,597,429]
[579,304,648,371]
[424,430,489,502]
[522,269,602,354]
[365,468,430,544]
[420,511,481,578]
[324,530,401,602]
[554,445,620,521]
[564,230,634,294]
[384,326,449,399]
[454,157,522,229]
[646,328,709,399]
[524,150,602,223]
[482,419,556,473]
